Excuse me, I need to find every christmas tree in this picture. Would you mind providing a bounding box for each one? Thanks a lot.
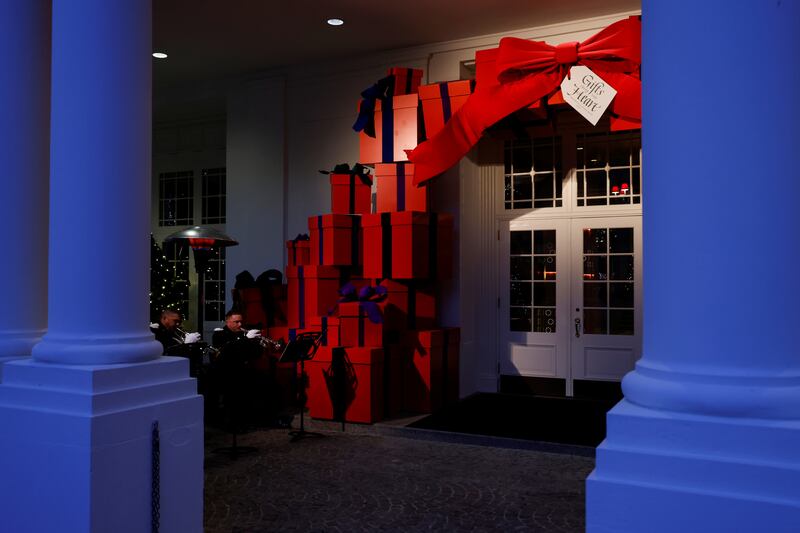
[150,234,185,322]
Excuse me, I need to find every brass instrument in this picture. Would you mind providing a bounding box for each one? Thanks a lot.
[174,325,191,344]
[256,334,285,353]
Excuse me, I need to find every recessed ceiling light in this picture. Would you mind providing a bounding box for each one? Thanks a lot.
[152,52,168,59]
[327,18,344,26]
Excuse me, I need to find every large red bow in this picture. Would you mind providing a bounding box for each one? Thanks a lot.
[408,16,641,186]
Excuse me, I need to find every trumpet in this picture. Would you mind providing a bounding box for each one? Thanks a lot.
[255,334,285,353]
[174,325,199,344]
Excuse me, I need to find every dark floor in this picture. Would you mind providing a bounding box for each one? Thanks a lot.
[408,392,617,447]
[204,393,606,532]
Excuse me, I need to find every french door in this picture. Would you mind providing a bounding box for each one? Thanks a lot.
[498,216,642,396]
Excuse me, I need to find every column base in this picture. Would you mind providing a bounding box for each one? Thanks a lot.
[0,357,203,533]
[587,400,800,533]
[0,327,45,363]
[0,355,29,381]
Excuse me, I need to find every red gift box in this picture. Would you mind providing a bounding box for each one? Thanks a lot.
[378,279,437,332]
[359,93,421,165]
[362,211,453,280]
[265,325,288,345]
[361,213,393,279]
[308,214,362,266]
[330,173,371,215]
[234,287,267,328]
[387,67,423,95]
[384,343,412,418]
[307,346,384,423]
[286,265,346,329]
[307,315,341,347]
[286,239,310,266]
[338,301,385,347]
[403,328,460,413]
[374,162,429,213]
[418,80,474,139]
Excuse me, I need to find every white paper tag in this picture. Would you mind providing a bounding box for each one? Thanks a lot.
[560,65,617,126]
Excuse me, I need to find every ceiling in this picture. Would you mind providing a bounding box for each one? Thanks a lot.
[153,0,641,88]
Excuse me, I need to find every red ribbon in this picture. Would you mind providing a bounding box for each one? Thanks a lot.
[408,16,641,186]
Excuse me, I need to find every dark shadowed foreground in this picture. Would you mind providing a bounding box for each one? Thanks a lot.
[204,419,593,532]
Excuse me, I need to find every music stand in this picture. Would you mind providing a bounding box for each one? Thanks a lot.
[279,332,325,442]
[211,339,258,458]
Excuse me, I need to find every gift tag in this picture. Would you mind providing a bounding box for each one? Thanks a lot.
[560,65,617,126]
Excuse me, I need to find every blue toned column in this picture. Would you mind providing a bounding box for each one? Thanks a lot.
[0,1,203,532]
[0,0,49,376]
[587,2,800,532]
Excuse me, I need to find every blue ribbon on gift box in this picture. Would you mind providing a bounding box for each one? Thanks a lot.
[353,76,394,137]
[396,163,407,211]
[439,82,453,123]
[338,283,387,325]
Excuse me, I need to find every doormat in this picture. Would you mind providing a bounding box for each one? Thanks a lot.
[407,392,619,447]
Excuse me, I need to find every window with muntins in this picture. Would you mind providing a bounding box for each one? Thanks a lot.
[163,240,190,319]
[504,136,563,209]
[159,171,194,226]
[201,167,226,224]
[203,247,226,323]
[576,131,641,206]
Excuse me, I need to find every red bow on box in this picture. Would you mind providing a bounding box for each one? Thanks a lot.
[408,16,641,186]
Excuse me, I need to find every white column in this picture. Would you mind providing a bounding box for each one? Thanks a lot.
[587,2,800,532]
[34,0,161,365]
[0,1,203,532]
[0,0,49,376]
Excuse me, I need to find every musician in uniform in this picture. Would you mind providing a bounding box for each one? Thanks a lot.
[208,310,269,429]
[211,310,263,358]
[150,309,201,354]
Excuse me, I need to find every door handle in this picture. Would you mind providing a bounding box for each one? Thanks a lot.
[575,317,581,338]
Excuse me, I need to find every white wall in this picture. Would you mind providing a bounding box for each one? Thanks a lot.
[226,77,286,288]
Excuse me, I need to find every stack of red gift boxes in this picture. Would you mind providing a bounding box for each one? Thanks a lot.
[271,67,465,424]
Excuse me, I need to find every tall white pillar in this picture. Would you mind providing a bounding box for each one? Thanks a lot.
[0,0,49,377]
[587,2,800,532]
[0,1,204,531]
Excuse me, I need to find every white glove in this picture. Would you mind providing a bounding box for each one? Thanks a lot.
[149,323,159,329]
[184,332,202,344]
[246,329,261,339]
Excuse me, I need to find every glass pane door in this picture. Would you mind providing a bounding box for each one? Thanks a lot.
[498,219,570,390]
[571,217,642,383]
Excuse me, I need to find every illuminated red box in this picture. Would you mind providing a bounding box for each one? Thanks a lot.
[307,346,384,423]
[330,173,371,215]
[361,212,453,280]
[338,301,386,347]
[388,67,423,95]
[392,212,453,279]
[307,315,341,347]
[308,214,362,266]
[374,162,429,213]
[403,328,460,413]
[418,80,474,138]
[286,265,346,329]
[378,279,437,332]
[286,239,310,267]
[359,93,421,165]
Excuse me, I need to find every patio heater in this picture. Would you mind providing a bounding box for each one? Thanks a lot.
[163,226,238,333]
